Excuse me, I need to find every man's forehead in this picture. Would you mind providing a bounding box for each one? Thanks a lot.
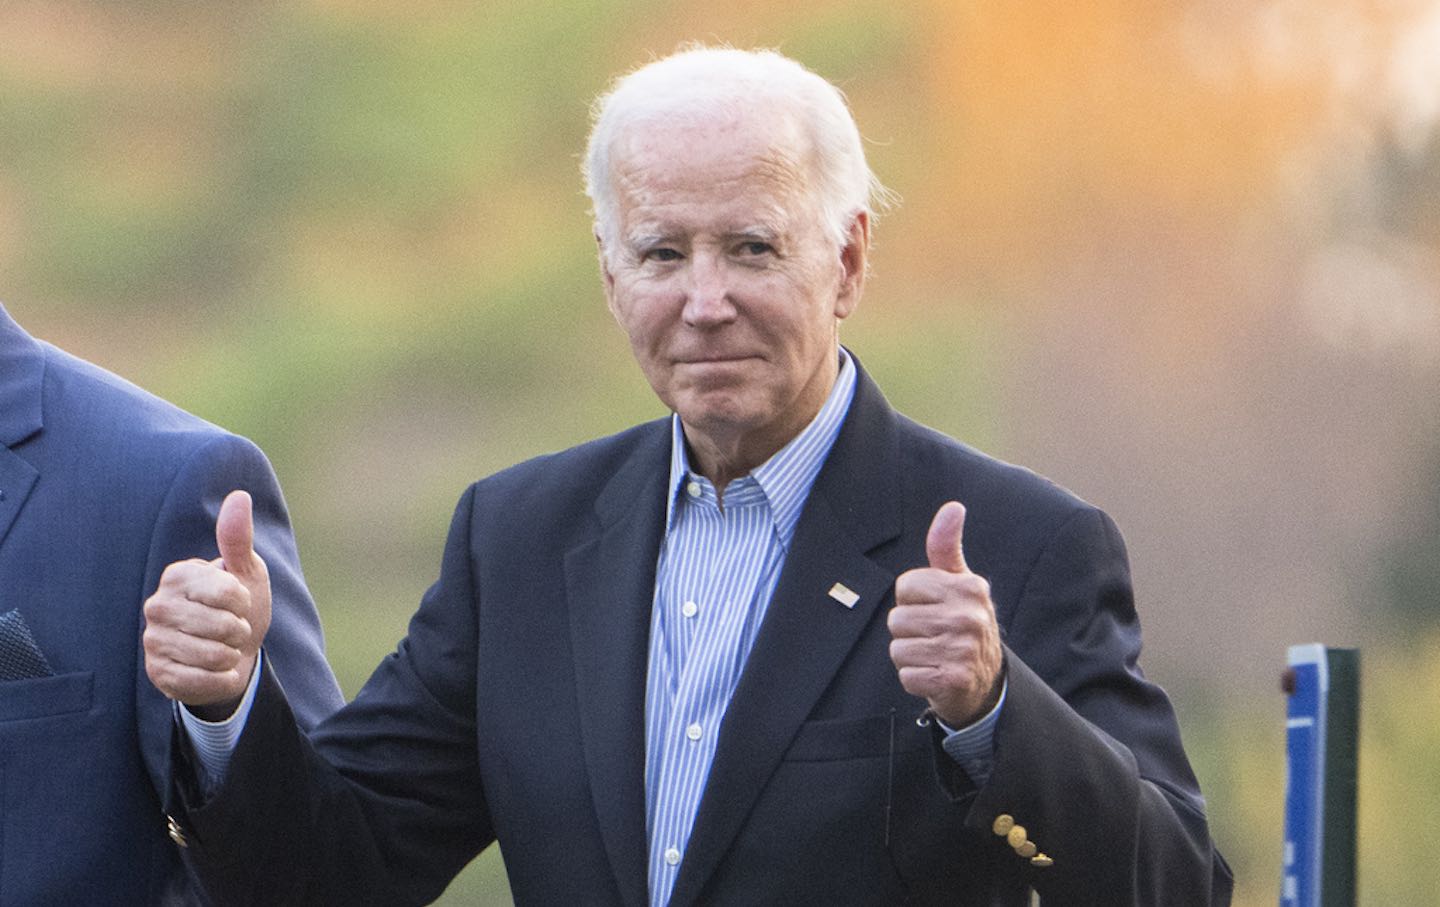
[615,172,807,246]
[612,109,810,177]
[614,124,812,209]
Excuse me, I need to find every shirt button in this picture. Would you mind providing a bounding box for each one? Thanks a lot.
[681,600,698,619]
[664,846,681,866]
[686,723,703,741]
[685,481,702,498]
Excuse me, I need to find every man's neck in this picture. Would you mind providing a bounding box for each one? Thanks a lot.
[682,358,842,497]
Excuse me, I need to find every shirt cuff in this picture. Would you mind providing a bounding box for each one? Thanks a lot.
[176,650,265,795]
[935,677,1007,787]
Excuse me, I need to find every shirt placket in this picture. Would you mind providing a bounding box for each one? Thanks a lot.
[648,482,771,904]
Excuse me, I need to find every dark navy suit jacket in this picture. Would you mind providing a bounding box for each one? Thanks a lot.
[0,304,344,905]
[174,356,1231,906]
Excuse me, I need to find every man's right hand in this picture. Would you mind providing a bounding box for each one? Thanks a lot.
[143,489,273,721]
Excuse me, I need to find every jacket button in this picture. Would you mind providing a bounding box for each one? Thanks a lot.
[1031,853,1054,868]
[992,814,1014,836]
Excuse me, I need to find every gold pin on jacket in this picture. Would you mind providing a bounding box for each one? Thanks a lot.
[992,814,1053,868]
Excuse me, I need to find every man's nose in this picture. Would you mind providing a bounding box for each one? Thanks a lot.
[682,253,737,326]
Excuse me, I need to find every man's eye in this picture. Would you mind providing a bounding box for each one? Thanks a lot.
[738,241,773,256]
[645,248,682,262]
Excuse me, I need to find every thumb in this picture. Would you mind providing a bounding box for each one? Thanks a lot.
[925,501,969,574]
[215,489,259,580]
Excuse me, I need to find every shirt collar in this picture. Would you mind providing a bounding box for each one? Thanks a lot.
[664,347,857,547]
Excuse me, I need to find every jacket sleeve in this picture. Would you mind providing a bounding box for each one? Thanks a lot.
[166,483,493,906]
[965,506,1233,906]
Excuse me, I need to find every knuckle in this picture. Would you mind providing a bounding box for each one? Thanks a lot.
[956,573,990,599]
[142,595,172,624]
[230,617,254,647]
[944,610,981,635]
[159,559,204,585]
[141,625,162,654]
[199,645,240,673]
[153,662,179,692]
[157,562,185,587]
[225,581,251,616]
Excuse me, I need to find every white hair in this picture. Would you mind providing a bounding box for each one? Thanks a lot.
[583,44,892,256]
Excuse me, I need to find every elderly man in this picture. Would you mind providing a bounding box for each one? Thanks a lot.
[146,46,1231,906]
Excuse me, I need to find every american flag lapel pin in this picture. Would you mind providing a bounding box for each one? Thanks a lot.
[827,582,860,609]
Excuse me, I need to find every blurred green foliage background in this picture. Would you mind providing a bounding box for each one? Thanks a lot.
[3,1,1438,903]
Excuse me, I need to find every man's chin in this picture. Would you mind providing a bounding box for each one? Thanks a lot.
[677,405,750,430]
[674,397,762,437]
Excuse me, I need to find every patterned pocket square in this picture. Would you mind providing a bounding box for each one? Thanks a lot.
[0,609,55,680]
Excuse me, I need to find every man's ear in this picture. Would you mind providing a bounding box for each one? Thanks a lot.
[597,233,619,316]
[835,211,870,320]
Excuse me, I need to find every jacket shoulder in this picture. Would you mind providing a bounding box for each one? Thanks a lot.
[894,413,1095,526]
[30,344,274,514]
[459,418,669,524]
[39,342,233,446]
[480,418,666,491]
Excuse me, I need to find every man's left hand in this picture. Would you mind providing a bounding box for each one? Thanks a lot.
[888,501,1004,727]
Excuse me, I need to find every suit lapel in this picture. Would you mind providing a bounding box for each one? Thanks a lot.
[0,448,38,551]
[668,365,905,906]
[565,422,671,907]
[0,306,45,549]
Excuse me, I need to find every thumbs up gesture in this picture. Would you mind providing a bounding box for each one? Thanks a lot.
[888,502,1003,727]
[143,490,273,719]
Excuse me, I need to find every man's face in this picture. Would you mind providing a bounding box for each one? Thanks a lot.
[600,113,867,476]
